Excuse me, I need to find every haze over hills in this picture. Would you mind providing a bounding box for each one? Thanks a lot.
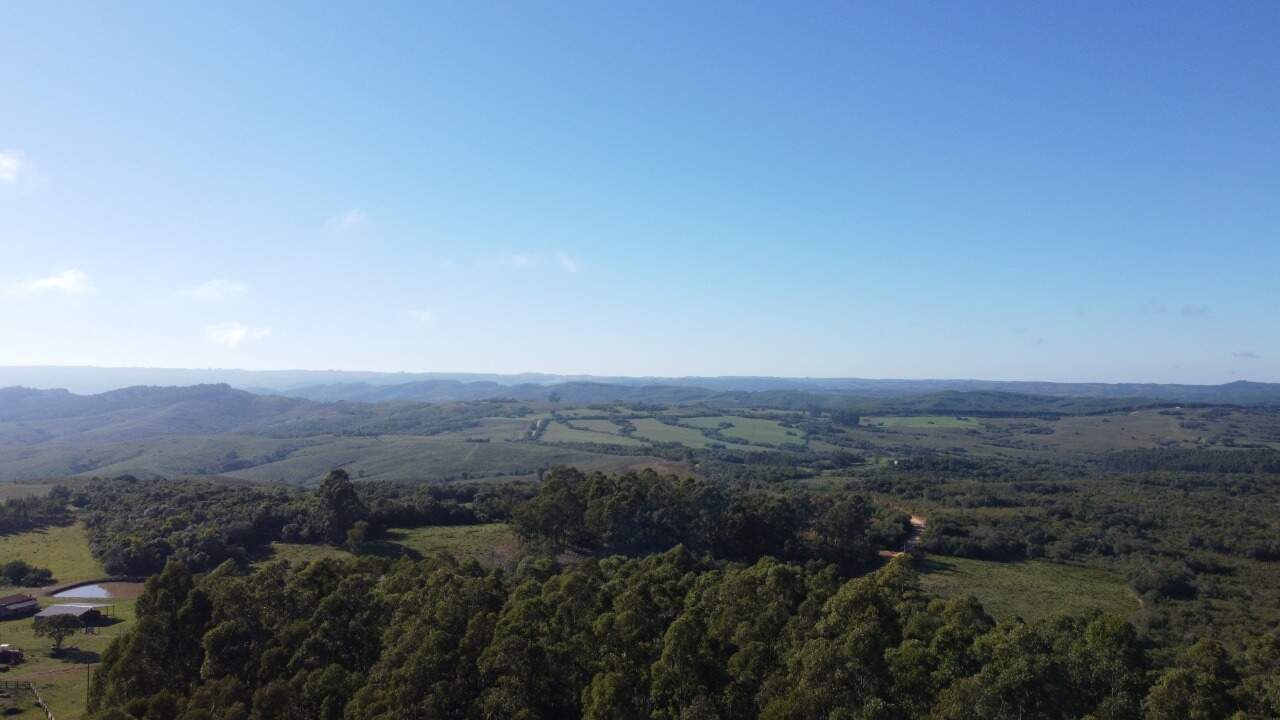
[1,380,1277,484]
[3,365,1280,405]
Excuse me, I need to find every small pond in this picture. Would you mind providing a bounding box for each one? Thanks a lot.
[52,581,145,599]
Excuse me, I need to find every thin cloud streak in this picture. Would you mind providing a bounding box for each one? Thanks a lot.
[7,269,94,297]
[204,321,270,348]
[180,278,248,302]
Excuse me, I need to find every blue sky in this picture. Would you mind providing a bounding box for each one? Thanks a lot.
[1,2,1276,382]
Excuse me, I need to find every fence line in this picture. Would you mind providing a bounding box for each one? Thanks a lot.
[0,681,55,719]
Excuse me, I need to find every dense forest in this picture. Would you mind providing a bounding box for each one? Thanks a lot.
[0,485,72,534]
[74,472,525,575]
[7,397,1280,718]
[514,467,909,573]
[87,553,1280,720]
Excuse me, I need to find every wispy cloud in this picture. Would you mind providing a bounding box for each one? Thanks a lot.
[327,209,368,230]
[0,150,23,183]
[7,269,94,297]
[506,253,538,267]
[204,321,270,348]
[1180,304,1209,317]
[1233,351,1261,360]
[556,252,580,273]
[179,278,248,302]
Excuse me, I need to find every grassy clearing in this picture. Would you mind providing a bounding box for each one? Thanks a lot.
[0,523,135,720]
[0,523,103,590]
[388,524,517,567]
[629,419,717,447]
[571,419,626,434]
[443,417,535,442]
[0,483,58,501]
[558,408,617,418]
[864,415,980,430]
[0,597,137,720]
[684,416,803,445]
[919,556,1137,622]
[541,421,649,447]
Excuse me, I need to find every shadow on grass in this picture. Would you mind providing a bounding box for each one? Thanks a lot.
[358,539,421,561]
[916,557,962,576]
[245,538,422,565]
[51,647,100,663]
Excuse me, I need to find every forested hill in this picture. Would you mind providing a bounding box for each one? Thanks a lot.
[0,383,1174,431]
[0,384,305,427]
[0,384,531,442]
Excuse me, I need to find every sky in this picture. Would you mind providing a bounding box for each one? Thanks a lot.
[1,2,1277,383]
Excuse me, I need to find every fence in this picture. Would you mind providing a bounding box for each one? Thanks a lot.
[0,680,55,719]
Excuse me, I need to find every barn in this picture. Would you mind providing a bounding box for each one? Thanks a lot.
[0,593,38,619]
[33,604,107,625]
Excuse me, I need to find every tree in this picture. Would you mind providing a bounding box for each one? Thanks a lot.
[1144,639,1238,719]
[34,614,81,651]
[346,520,369,554]
[315,469,368,544]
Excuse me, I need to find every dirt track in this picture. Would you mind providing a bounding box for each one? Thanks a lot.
[879,513,927,559]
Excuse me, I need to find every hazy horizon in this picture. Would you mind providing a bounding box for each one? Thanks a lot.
[1,362,1276,391]
[3,3,1277,382]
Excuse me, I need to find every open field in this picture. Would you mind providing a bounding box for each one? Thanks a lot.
[223,435,666,484]
[684,416,803,445]
[570,419,628,434]
[253,541,354,567]
[919,556,1138,622]
[0,523,103,590]
[0,597,137,720]
[541,421,648,446]
[629,418,717,447]
[0,522,134,720]
[387,524,518,567]
[0,483,59,501]
[863,415,981,430]
[255,526,519,569]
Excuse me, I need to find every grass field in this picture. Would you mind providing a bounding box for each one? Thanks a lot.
[683,416,803,445]
[571,419,627,434]
[541,421,649,446]
[628,419,725,448]
[0,597,137,720]
[253,542,354,567]
[0,523,104,590]
[0,483,58,501]
[864,415,981,430]
[0,522,133,720]
[388,524,517,567]
[919,556,1138,622]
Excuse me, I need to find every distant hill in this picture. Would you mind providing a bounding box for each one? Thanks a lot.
[287,380,718,405]
[2,366,1279,405]
[0,381,1272,483]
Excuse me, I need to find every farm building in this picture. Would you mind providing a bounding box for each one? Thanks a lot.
[0,593,38,619]
[0,644,24,663]
[34,604,107,625]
